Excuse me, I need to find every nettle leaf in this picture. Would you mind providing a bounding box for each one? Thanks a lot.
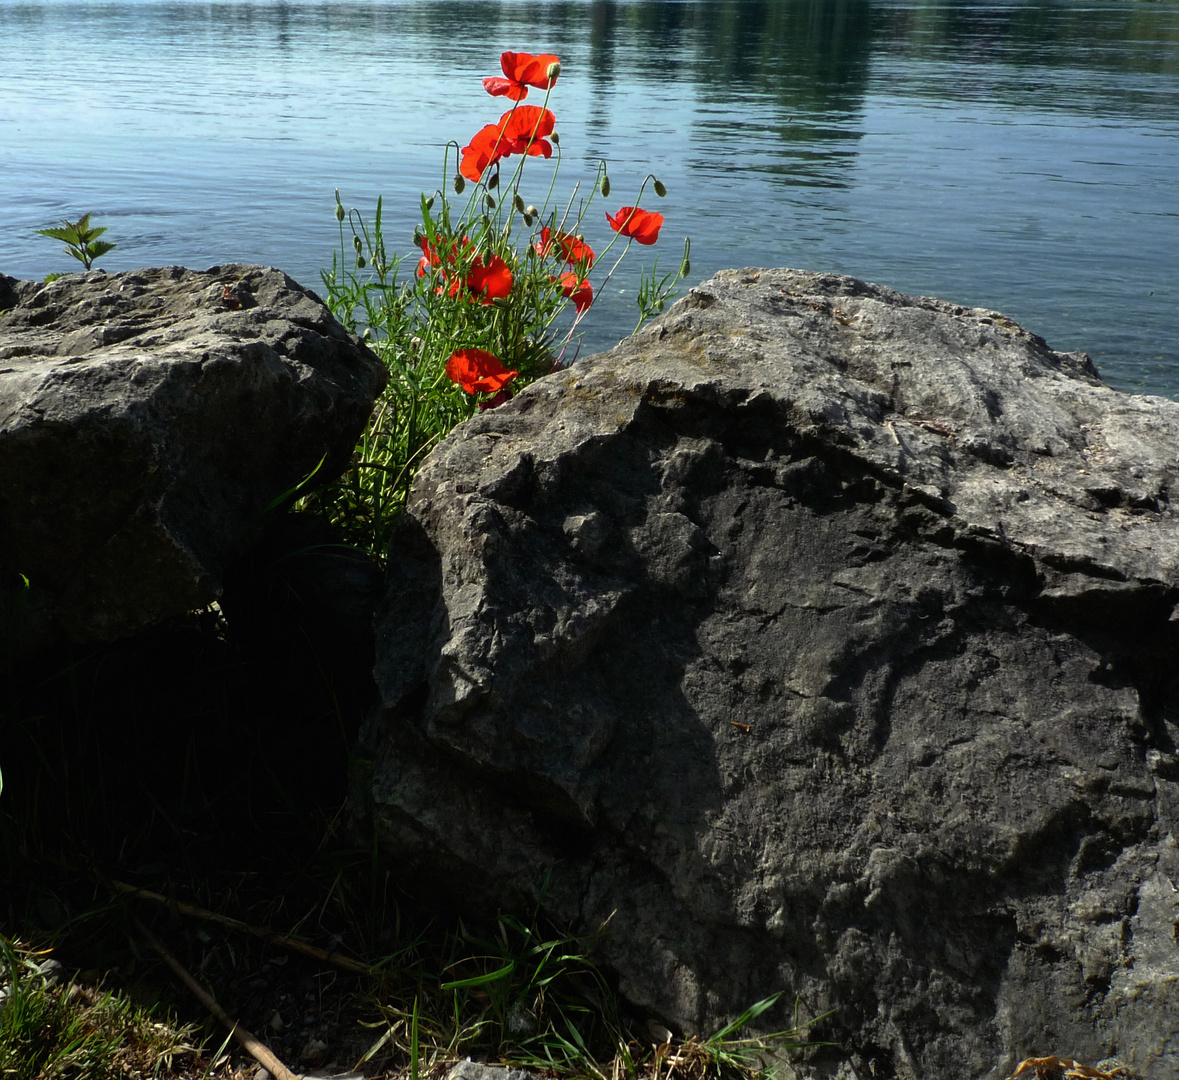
[35,225,80,243]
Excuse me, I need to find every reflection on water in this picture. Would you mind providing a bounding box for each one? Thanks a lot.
[1,0,1176,393]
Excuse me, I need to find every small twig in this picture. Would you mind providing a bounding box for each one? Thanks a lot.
[132,914,302,1080]
[107,878,372,975]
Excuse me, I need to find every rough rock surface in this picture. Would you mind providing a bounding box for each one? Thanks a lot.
[0,265,384,643]
[364,269,1179,1080]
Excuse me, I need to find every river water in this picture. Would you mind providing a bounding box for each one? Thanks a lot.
[2,0,1177,393]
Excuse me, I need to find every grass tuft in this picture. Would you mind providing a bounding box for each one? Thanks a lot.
[0,937,206,1080]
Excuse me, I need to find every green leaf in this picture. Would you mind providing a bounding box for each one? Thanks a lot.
[410,996,420,1080]
[440,960,516,990]
[36,225,82,244]
[708,992,783,1044]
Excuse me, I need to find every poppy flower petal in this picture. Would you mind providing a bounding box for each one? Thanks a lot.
[556,271,593,313]
[516,53,560,89]
[502,105,556,143]
[500,51,526,79]
[483,75,525,99]
[466,254,514,303]
[460,124,509,182]
[446,348,519,395]
[606,206,664,245]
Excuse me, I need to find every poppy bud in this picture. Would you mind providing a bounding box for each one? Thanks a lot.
[653,178,667,198]
[526,205,539,218]
[680,236,691,278]
[454,174,466,194]
[487,172,499,190]
[356,255,366,268]
[335,205,345,224]
[551,132,560,146]
[600,174,610,198]
[514,194,526,213]
[425,195,435,212]
[523,213,534,227]
[546,61,561,81]
[486,194,496,209]
[413,227,423,247]
[353,235,363,255]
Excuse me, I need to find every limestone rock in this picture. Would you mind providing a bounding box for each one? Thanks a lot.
[364,269,1179,1080]
[0,265,385,644]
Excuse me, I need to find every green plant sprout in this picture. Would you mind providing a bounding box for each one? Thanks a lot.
[35,212,116,274]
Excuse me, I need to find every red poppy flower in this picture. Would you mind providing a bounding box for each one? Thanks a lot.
[553,271,593,313]
[605,206,664,245]
[465,253,513,303]
[446,349,519,395]
[534,226,595,269]
[483,52,560,101]
[459,106,557,182]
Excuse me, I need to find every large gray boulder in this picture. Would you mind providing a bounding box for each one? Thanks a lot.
[364,269,1179,1080]
[0,265,384,644]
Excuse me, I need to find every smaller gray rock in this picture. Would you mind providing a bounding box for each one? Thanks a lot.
[446,1060,536,1080]
[0,264,385,645]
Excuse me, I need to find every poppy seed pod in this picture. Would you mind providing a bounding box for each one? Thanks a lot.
[453,174,466,194]
[653,178,667,198]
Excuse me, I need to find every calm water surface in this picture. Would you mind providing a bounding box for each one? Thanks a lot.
[2,0,1177,393]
